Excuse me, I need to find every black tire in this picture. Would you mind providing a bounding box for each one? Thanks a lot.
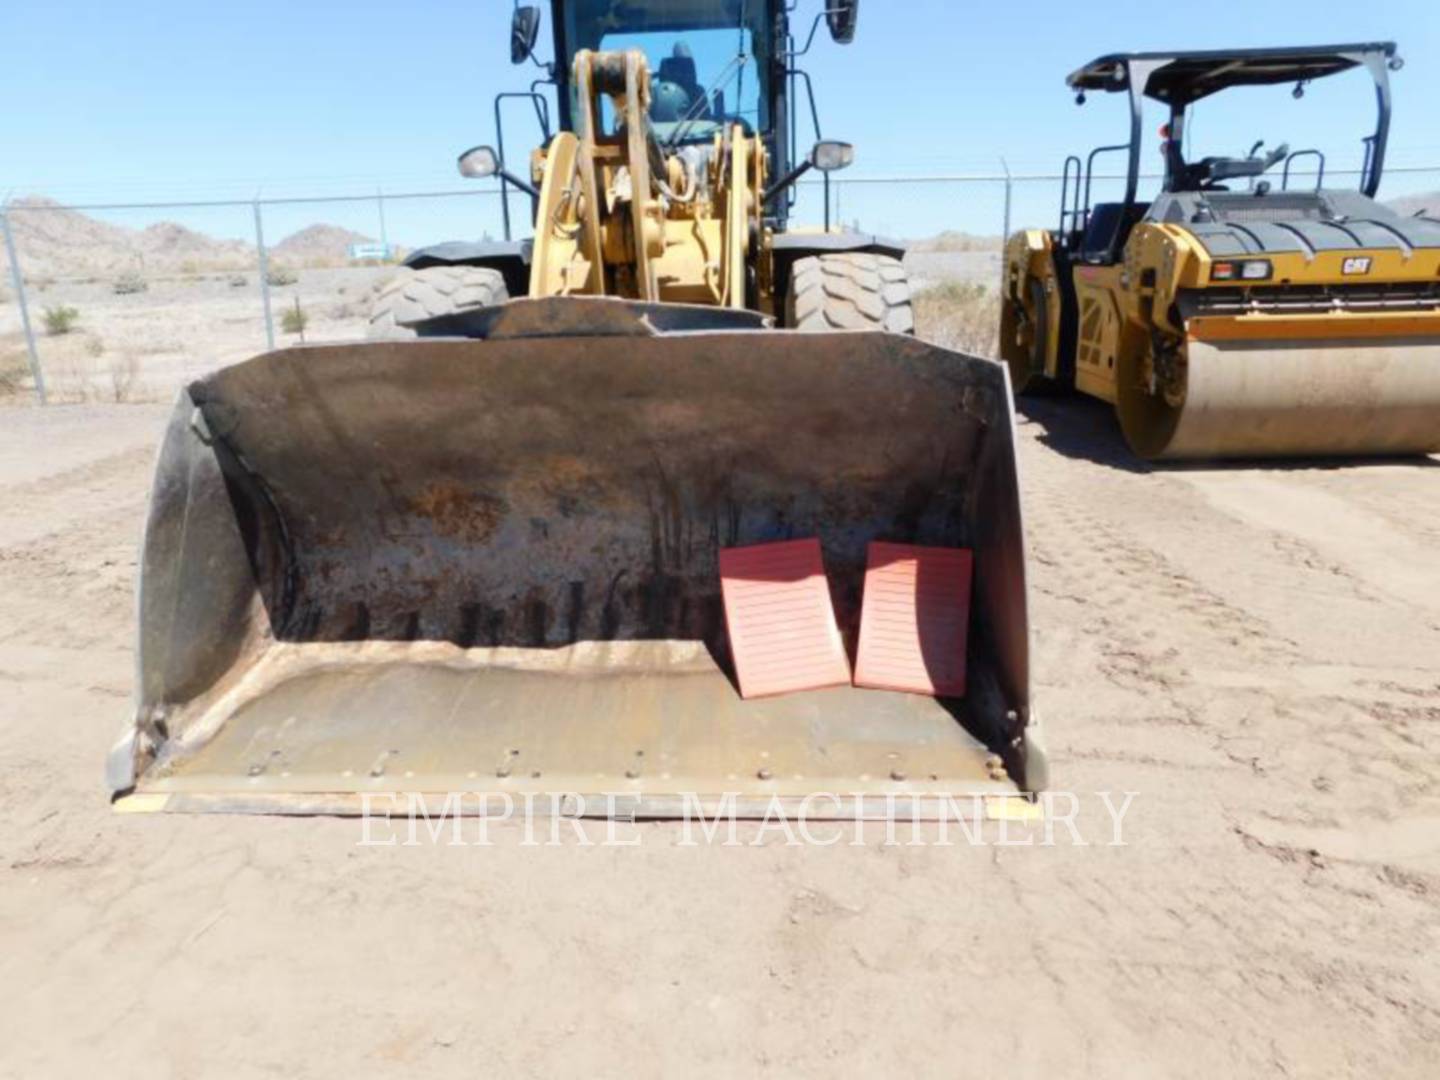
[1007,275,1068,396]
[1026,276,1048,377]
[784,253,914,334]
[368,266,510,339]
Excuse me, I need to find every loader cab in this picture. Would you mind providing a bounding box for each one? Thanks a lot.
[1056,43,1401,266]
[550,2,776,145]
[489,0,859,239]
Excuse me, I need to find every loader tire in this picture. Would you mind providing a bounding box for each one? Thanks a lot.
[785,253,914,334]
[368,266,509,339]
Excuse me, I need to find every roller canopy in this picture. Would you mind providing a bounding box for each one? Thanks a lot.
[1068,43,1397,105]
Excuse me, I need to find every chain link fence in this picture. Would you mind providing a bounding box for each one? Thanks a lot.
[3,166,1438,405]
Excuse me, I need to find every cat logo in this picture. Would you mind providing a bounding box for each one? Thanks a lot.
[1341,256,1373,275]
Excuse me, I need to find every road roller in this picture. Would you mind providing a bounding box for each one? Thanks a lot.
[1000,43,1440,460]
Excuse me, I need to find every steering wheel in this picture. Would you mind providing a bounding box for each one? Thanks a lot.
[1183,141,1290,190]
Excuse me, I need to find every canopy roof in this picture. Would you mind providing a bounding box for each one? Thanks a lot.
[1067,43,1396,105]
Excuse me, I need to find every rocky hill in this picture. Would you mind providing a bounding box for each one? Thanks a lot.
[271,224,376,266]
[1,195,375,280]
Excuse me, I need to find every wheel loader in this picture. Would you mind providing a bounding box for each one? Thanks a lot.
[108,0,1043,818]
[1001,43,1440,460]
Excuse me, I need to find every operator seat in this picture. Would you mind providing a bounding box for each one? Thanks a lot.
[656,42,710,120]
[1080,202,1150,264]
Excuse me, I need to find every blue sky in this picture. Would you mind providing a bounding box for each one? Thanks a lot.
[3,0,1438,240]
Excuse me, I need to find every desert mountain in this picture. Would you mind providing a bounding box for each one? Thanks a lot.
[271,224,376,265]
[2,195,377,280]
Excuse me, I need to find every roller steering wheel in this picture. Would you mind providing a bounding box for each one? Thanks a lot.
[1184,141,1290,190]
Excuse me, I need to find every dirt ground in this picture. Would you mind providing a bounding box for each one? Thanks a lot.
[0,253,995,405]
[0,267,397,404]
[1,389,1438,1078]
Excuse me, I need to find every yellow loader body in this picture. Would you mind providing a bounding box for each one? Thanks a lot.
[109,7,1043,815]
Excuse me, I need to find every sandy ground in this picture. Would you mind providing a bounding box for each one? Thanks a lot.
[0,253,995,404]
[1,388,1438,1077]
[0,267,396,403]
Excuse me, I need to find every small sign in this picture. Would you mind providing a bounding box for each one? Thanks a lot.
[1341,256,1372,276]
[348,242,391,261]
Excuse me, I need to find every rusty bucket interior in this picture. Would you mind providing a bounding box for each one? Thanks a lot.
[110,301,1040,815]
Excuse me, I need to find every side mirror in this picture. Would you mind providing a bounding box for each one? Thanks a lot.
[457,145,500,179]
[810,140,855,172]
[457,144,540,197]
[511,5,541,65]
[827,0,858,44]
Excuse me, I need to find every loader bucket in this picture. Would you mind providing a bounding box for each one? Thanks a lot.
[110,299,1039,817]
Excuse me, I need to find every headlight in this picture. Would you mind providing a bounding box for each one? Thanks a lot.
[1211,259,1271,282]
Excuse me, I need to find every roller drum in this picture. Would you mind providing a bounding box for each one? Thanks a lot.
[1118,335,1440,460]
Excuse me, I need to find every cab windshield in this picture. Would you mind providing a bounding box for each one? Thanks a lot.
[562,0,770,144]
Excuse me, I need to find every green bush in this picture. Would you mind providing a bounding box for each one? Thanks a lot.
[43,305,80,336]
[266,265,298,287]
[113,271,148,295]
[281,297,308,340]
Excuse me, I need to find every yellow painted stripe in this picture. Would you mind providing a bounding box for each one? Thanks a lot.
[112,793,171,814]
[1188,311,1440,343]
[985,795,1044,822]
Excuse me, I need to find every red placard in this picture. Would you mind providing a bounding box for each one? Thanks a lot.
[854,542,972,697]
[718,539,852,699]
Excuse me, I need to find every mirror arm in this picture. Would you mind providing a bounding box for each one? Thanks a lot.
[496,165,539,200]
[763,159,814,205]
[785,12,826,59]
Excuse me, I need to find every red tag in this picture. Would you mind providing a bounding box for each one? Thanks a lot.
[719,539,852,699]
[854,542,972,697]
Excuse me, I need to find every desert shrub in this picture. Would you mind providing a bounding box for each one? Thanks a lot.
[228,274,248,288]
[912,281,1000,356]
[84,334,105,358]
[113,271,149,295]
[108,354,139,403]
[43,305,80,336]
[281,297,308,340]
[266,265,298,287]
[0,347,27,394]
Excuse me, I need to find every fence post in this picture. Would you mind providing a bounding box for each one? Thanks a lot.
[1001,158,1013,242]
[1,206,47,405]
[376,186,390,252]
[252,200,275,351]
